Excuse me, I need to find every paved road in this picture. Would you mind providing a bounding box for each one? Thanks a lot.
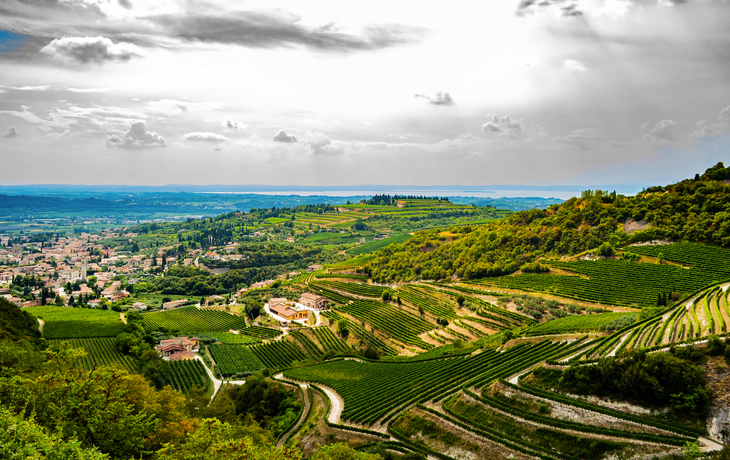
[194,355,246,403]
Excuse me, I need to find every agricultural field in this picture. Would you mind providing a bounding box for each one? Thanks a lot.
[346,234,412,256]
[321,311,398,355]
[28,306,126,338]
[51,337,139,373]
[164,359,210,393]
[476,243,730,307]
[284,340,573,425]
[310,280,390,298]
[522,312,636,336]
[141,306,248,333]
[210,343,264,375]
[338,300,434,349]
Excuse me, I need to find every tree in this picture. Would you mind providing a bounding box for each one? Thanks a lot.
[456,295,465,307]
[337,319,349,338]
[245,300,262,320]
[364,345,380,360]
[382,291,391,302]
[418,305,425,318]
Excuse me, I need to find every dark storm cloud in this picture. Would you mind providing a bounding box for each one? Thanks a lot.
[149,11,426,52]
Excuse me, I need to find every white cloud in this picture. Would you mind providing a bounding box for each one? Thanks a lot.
[66,87,111,93]
[481,114,525,138]
[183,132,230,143]
[273,129,298,143]
[41,36,143,64]
[564,59,586,72]
[223,119,247,131]
[415,91,455,106]
[105,121,166,149]
[687,105,730,140]
[0,85,52,91]
[305,131,343,155]
[145,99,220,116]
[3,127,19,138]
[641,119,678,145]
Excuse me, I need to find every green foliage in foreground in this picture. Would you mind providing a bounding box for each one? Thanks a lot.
[27,306,125,338]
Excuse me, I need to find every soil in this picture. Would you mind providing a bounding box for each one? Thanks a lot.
[401,406,534,460]
[623,217,652,235]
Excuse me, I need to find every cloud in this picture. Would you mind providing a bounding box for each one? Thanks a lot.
[688,105,730,140]
[641,119,678,145]
[304,131,343,155]
[0,85,51,91]
[105,121,165,149]
[40,36,143,64]
[721,105,730,120]
[554,128,608,150]
[564,59,586,72]
[118,0,132,9]
[481,114,525,138]
[3,127,19,138]
[183,132,229,143]
[273,129,298,143]
[223,119,247,131]
[517,0,584,17]
[151,12,426,53]
[145,99,220,116]
[415,91,455,106]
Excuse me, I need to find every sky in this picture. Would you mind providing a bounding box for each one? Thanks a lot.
[1,0,729,187]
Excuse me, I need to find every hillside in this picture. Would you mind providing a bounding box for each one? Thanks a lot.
[364,162,730,283]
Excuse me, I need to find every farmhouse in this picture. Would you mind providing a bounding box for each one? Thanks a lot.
[307,264,323,272]
[169,351,196,361]
[163,299,188,310]
[269,302,310,321]
[156,336,199,358]
[299,292,328,310]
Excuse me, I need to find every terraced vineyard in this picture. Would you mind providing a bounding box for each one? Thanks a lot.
[338,300,434,349]
[141,306,248,332]
[311,280,390,298]
[522,312,636,336]
[240,326,282,339]
[476,243,730,307]
[52,337,139,372]
[165,359,210,393]
[321,311,398,355]
[284,340,573,425]
[210,344,264,375]
[396,285,456,319]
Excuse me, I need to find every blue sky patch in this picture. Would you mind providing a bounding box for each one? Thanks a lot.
[0,31,28,53]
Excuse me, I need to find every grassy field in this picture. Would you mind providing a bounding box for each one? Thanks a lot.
[28,306,126,338]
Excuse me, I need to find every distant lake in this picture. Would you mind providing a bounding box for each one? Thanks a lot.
[199,189,584,200]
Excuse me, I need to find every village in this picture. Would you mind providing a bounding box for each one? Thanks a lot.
[0,230,325,311]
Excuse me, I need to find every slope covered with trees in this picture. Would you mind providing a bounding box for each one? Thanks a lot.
[365,163,730,283]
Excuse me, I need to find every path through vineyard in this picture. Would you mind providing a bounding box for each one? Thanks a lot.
[195,355,246,402]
